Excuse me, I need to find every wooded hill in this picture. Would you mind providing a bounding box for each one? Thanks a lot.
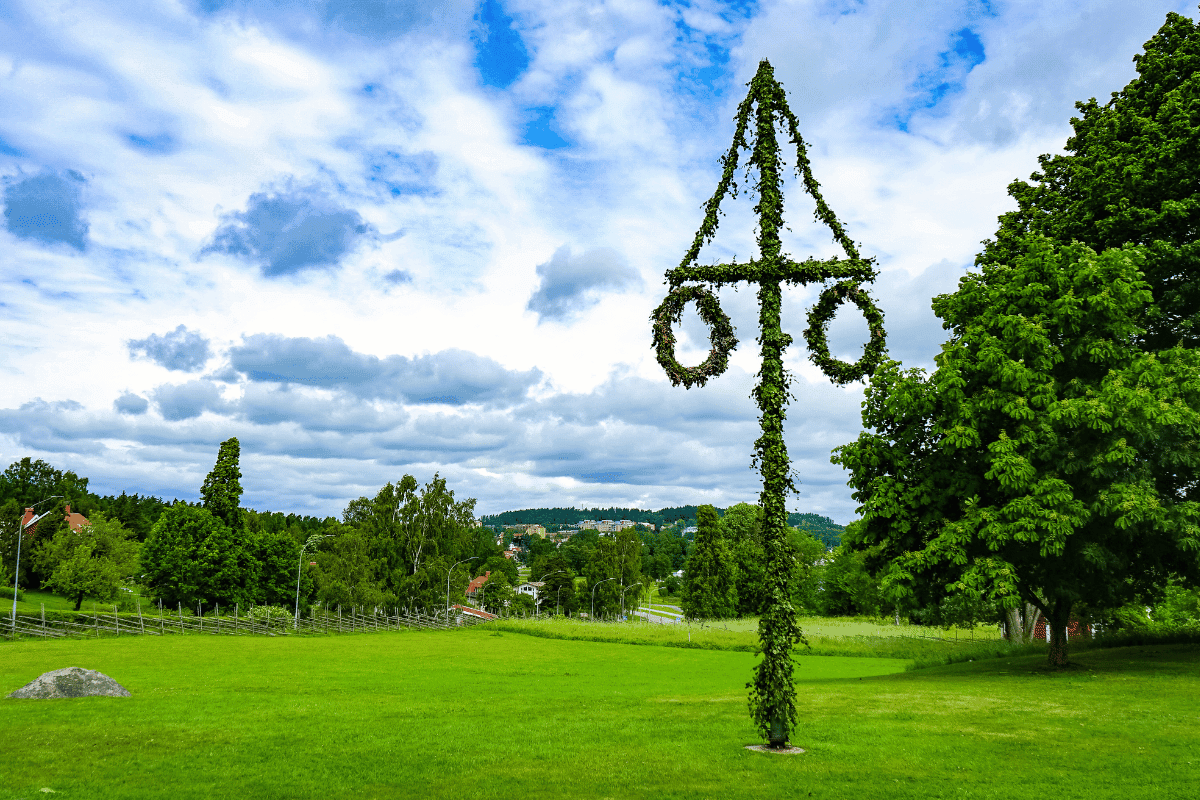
[480,506,844,548]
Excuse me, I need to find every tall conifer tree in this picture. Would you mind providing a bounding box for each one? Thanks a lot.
[200,437,243,530]
[682,505,738,620]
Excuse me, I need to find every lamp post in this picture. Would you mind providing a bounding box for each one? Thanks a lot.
[295,534,331,630]
[446,557,477,623]
[591,576,617,621]
[11,495,61,630]
[532,570,567,618]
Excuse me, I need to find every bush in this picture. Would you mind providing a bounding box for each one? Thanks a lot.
[243,605,293,628]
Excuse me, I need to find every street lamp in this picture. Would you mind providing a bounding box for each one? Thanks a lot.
[591,576,617,621]
[295,533,332,630]
[446,557,478,623]
[11,495,61,629]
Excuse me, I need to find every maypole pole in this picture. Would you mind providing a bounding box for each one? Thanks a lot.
[651,60,887,748]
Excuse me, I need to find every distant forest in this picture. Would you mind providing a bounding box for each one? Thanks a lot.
[480,506,844,549]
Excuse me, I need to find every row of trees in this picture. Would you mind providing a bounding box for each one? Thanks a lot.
[679,503,861,621]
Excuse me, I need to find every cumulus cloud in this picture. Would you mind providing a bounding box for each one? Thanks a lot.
[127,325,213,372]
[227,334,542,405]
[113,393,150,415]
[2,171,88,250]
[526,246,642,322]
[200,184,375,277]
[153,380,229,421]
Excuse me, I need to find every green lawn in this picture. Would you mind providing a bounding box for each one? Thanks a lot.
[7,588,90,615]
[7,587,156,617]
[1,629,1196,799]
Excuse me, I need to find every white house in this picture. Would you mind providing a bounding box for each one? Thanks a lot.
[515,581,545,603]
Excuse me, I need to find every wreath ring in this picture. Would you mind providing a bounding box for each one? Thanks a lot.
[803,280,887,385]
[651,285,738,389]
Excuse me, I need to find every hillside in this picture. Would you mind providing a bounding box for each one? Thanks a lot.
[481,505,845,547]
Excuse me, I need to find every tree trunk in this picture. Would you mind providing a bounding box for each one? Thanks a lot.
[1046,600,1070,667]
[74,592,84,611]
[1005,602,1042,644]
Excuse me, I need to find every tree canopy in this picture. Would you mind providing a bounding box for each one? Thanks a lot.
[34,513,140,611]
[980,11,1200,354]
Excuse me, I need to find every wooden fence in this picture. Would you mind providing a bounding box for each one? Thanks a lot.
[2,603,492,641]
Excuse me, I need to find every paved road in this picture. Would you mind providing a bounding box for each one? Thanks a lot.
[633,604,684,625]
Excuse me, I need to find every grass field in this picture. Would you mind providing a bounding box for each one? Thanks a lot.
[2,628,1196,799]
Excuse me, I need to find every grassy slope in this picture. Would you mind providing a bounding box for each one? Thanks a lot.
[1,630,1196,800]
[490,616,1020,667]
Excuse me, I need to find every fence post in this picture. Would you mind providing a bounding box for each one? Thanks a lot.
[137,598,145,634]
[114,605,119,637]
[94,603,99,638]
[178,602,184,635]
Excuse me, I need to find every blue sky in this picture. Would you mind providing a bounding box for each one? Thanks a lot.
[1,0,1195,521]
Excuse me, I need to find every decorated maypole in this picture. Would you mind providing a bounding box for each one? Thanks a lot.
[651,60,887,748]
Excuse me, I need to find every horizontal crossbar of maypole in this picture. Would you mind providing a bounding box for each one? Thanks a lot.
[666,256,876,288]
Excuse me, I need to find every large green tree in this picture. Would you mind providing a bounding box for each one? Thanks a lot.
[200,438,243,530]
[834,237,1200,666]
[34,513,140,610]
[311,474,478,614]
[722,503,768,617]
[681,505,738,619]
[141,504,253,611]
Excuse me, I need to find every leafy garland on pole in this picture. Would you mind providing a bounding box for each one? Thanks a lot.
[650,59,887,747]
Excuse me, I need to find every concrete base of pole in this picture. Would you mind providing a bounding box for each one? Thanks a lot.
[745,744,805,754]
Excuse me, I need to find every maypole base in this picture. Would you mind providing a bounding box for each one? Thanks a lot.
[745,744,805,754]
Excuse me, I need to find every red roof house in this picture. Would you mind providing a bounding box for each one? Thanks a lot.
[466,571,491,601]
[20,504,90,534]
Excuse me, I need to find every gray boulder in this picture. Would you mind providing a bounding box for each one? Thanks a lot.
[7,667,131,699]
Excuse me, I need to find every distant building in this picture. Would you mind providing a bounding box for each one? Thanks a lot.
[452,604,498,622]
[466,572,491,603]
[516,581,545,603]
[580,519,638,533]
